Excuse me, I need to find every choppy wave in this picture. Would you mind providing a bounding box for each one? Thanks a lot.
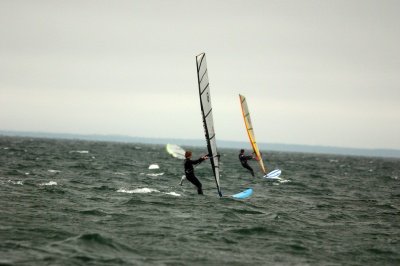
[69,150,89,154]
[79,209,109,216]
[48,232,136,262]
[1,136,399,266]
[8,180,23,185]
[48,169,61,173]
[117,187,180,197]
[164,192,181,197]
[113,172,126,176]
[117,188,160,194]
[146,173,164,177]
[39,181,58,186]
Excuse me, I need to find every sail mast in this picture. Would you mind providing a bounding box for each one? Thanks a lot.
[196,53,222,197]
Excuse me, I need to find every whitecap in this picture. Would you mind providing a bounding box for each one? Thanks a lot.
[40,181,58,186]
[117,189,135,194]
[69,150,89,154]
[3,147,9,150]
[48,169,61,173]
[117,188,159,194]
[164,192,181,197]
[114,172,126,176]
[8,180,23,185]
[146,173,164,177]
[148,164,159,169]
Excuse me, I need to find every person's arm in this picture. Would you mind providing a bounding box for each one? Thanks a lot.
[187,158,202,165]
[192,155,209,165]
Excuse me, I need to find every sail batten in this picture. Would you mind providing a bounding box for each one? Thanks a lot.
[200,70,208,82]
[239,94,267,174]
[196,53,222,197]
[201,83,209,94]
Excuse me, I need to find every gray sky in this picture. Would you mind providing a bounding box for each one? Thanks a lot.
[1,0,399,150]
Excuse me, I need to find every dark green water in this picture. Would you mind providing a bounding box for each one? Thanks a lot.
[0,136,399,265]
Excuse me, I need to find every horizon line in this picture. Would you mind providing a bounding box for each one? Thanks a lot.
[1,130,400,159]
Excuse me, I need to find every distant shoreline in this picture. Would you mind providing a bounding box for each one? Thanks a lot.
[1,130,399,159]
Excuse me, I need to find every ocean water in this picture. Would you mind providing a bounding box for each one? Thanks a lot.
[0,136,399,265]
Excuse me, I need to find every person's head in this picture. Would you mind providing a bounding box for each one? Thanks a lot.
[240,149,244,154]
[185,151,192,158]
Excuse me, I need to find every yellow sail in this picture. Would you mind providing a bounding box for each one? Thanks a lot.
[239,94,267,174]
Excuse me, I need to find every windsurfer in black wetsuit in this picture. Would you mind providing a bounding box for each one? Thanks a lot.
[183,151,209,195]
[239,149,255,177]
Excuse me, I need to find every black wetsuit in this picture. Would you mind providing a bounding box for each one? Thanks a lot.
[184,157,205,194]
[239,153,255,177]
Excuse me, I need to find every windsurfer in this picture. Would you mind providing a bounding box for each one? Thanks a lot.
[239,149,255,177]
[184,151,209,194]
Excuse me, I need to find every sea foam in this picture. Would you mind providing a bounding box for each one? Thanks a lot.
[164,192,181,197]
[117,188,160,194]
[40,181,58,186]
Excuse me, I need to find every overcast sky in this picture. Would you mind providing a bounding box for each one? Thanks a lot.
[1,0,399,150]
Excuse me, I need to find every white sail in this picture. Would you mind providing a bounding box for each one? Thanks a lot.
[166,144,185,159]
[196,53,222,197]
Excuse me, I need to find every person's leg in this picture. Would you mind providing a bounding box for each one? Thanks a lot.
[192,176,203,194]
[250,168,255,177]
[186,175,203,194]
[243,164,255,177]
